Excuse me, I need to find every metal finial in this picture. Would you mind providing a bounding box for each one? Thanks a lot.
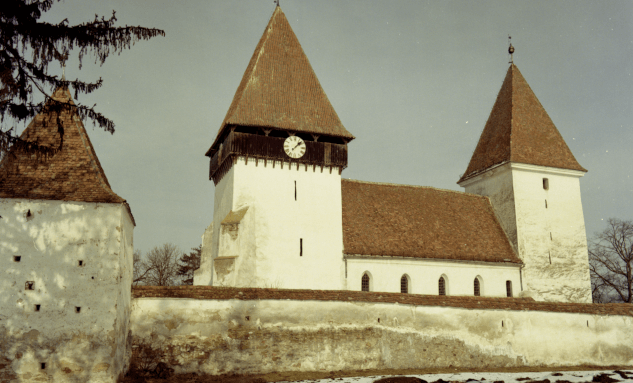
[274,0,279,6]
[508,35,515,64]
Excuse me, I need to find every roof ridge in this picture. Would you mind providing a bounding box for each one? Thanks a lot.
[343,178,487,199]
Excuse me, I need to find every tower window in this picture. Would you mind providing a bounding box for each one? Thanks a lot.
[294,181,297,201]
[13,255,21,262]
[35,304,41,312]
[543,178,549,190]
[25,281,34,290]
[545,200,548,208]
[474,278,481,296]
[438,276,446,296]
[75,307,81,313]
[78,260,84,266]
[400,275,409,294]
[361,273,370,292]
[41,363,46,369]
[506,280,513,297]
[300,238,303,256]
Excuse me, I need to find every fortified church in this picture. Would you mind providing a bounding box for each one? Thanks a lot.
[0,5,613,383]
[193,6,592,304]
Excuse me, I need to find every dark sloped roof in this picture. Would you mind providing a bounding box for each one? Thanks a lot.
[207,6,354,155]
[341,179,521,264]
[459,64,586,183]
[0,87,131,211]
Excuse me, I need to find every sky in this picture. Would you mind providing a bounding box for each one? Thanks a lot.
[32,0,633,256]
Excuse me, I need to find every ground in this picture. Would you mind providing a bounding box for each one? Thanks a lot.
[121,365,633,383]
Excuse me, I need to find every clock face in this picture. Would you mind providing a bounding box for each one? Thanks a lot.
[283,136,306,159]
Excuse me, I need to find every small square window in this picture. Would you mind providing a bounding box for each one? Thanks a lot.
[75,307,81,313]
[13,256,21,262]
[41,362,46,369]
[25,281,34,290]
[543,178,549,190]
[78,260,83,266]
[35,304,41,312]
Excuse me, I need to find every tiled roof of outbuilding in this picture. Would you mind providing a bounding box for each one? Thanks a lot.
[341,179,521,264]
[207,6,353,155]
[0,87,132,214]
[459,64,586,183]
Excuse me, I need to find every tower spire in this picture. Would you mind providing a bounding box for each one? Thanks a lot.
[508,36,514,64]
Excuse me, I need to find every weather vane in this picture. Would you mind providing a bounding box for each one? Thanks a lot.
[508,35,515,64]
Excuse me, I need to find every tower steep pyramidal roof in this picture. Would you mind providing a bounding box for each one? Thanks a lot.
[207,6,353,155]
[0,87,131,210]
[459,64,586,183]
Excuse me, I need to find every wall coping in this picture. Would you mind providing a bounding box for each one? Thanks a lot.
[131,286,633,317]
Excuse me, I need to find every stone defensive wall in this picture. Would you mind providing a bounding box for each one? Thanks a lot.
[131,286,633,376]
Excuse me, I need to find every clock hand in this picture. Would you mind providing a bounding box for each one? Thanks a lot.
[292,142,302,150]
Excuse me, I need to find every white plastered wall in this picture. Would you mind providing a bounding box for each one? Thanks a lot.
[130,297,633,375]
[346,256,521,297]
[193,223,213,286]
[210,157,345,290]
[0,198,134,383]
[460,163,592,303]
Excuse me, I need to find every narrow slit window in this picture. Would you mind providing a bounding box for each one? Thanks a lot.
[400,275,409,294]
[438,277,446,296]
[35,304,41,312]
[41,363,46,369]
[299,238,303,256]
[361,273,370,292]
[550,232,552,240]
[474,278,481,296]
[13,255,21,262]
[545,199,548,208]
[78,260,83,266]
[294,181,297,201]
[543,178,549,190]
[506,280,513,297]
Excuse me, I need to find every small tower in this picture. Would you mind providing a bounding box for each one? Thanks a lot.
[457,61,591,303]
[0,87,135,381]
[198,6,354,289]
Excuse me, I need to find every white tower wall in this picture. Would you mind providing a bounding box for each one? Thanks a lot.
[460,163,592,303]
[210,157,345,290]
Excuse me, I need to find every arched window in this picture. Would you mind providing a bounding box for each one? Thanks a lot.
[438,276,446,296]
[400,275,409,294]
[506,280,513,297]
[361,273,370,292]
[474,277,481,296]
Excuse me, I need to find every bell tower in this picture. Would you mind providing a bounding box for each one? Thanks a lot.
[457,61,592,303]
[197,6,354,290]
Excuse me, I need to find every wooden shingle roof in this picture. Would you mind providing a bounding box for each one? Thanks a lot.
[207,6,354,155]
[0,87,132,217]
[459,64,586,183]
[341,179,521,264]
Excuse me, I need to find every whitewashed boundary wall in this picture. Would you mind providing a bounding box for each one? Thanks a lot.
[130,287,633,376]
[0,199,134,383]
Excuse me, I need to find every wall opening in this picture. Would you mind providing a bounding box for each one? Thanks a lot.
[506,280,513,297]
[362,273,370,292]
[300,238,303,256]
[25,281,34,290]
[438,276,446,296]
[294,181,297,201]
[13,255,21,262]
[41,363,46,370]
[545,199,548,208]
[474,277,481,296]
[78,260,84,266]
[502,320,504,327]
[245,316,250,321]
[400,274,409,294]
[26,209,33,221]
[75,307,81,313]
[543,178,549,190]
[35,304,41,312]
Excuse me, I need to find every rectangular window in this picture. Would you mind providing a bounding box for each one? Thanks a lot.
[294,181,297,201]
[300,238,303,256]
[13,255,21,262]
[543,178,549,190]
[545,199,548,208]
[35,304,41,312]
[506,280,513,297]
[78,260,83,266]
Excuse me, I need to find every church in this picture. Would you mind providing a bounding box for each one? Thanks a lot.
[193,5,592,304]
